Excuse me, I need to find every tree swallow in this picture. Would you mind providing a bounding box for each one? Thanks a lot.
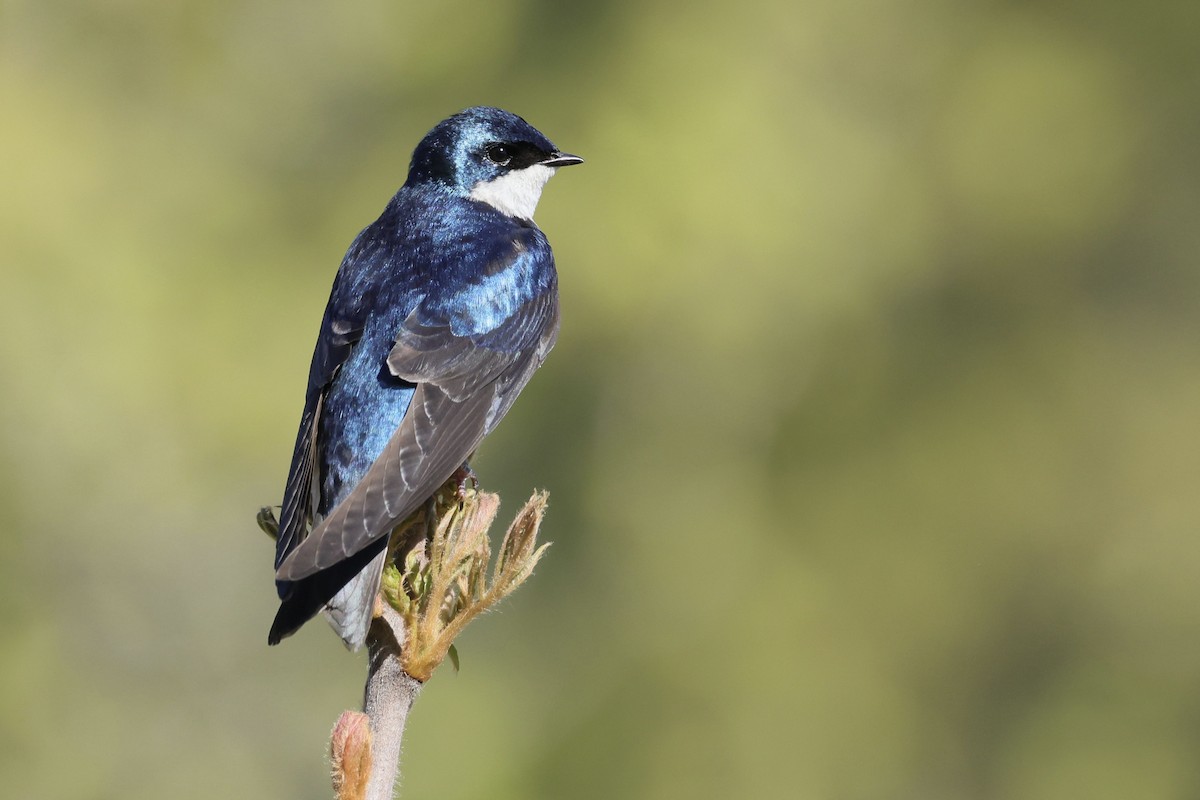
[269,107,582,648]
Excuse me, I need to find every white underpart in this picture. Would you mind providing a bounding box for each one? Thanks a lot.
[470,164,556,220]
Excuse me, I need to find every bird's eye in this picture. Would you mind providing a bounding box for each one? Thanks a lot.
[485,144,512,166]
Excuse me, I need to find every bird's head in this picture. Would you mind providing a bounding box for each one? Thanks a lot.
[407,106,583,220]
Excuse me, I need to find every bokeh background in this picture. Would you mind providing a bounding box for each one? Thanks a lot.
[3,0,1198,798]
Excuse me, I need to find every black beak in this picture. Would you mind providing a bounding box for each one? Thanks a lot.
[542,151,584,168]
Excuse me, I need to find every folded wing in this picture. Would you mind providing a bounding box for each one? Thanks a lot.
[276,261,559,582]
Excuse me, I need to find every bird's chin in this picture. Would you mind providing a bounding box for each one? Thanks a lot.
[469,164,555,220]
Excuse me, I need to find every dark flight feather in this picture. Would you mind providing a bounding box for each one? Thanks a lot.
[276,286,558,581]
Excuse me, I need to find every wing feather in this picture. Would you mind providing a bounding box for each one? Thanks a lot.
[276,288,557,581]
[274,315,362,575]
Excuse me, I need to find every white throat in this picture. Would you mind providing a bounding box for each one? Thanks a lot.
[469,164,555,220]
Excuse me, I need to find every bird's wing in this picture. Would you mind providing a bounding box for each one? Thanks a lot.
[274,300,365,574]
[276,259,558,581]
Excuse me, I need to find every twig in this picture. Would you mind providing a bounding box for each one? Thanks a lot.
[362,604,422,800]
[325,487,550,800]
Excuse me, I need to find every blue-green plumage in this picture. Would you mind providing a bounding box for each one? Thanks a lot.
[269,107,581,647]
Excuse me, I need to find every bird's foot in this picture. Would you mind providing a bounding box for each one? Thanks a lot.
[256,507,280,541]
[450,463,479,504]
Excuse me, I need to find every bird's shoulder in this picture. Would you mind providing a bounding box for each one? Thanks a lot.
[335,185,552,304]
[303,186,557,390]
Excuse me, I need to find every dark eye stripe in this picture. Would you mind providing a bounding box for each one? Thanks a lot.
[485,141,549,170]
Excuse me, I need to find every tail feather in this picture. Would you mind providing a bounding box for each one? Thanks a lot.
[268,536,389,648]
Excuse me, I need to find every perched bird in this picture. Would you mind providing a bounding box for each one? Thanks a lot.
[269,107,582,648]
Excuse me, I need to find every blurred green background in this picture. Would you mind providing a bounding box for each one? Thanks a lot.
[3,0,1199,798]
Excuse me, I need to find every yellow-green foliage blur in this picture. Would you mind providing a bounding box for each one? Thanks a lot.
[3,1,1198,798]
